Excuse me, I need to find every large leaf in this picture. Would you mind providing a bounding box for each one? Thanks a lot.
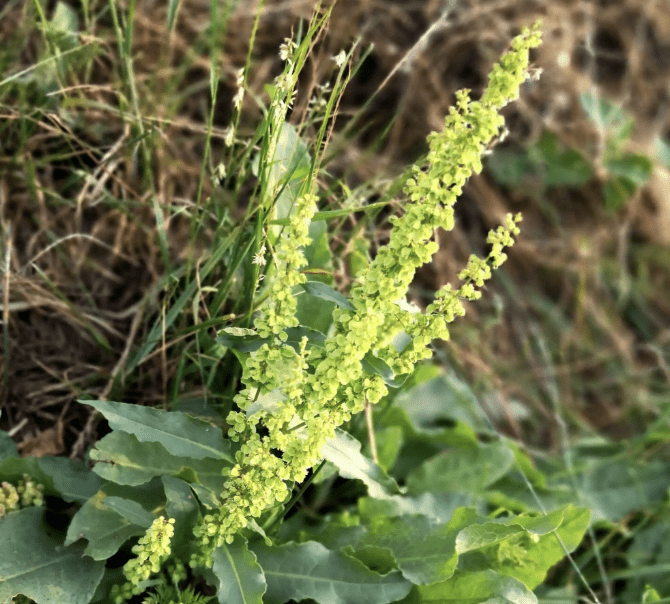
[88,431,230,494]
[78,400,232,462]
[161,475,201,562]
[528,130,593,187]
[605,152,652,186]
[406,441,515,496]
[210,538,266,604]
[0,507,105,604]
[64,480,165,560]
[454,505,591,589]
[355,514,459,585]
[216,325,327,354]
[405,569,538,604]
[296,220,336,334]
[250,540,412,604]
[358,492,472,526]
[570,458,670,522]
[321,428,403,499]
[393,374,490,437]
[299,281,355,311]
[0,431,17,460]
[37,456,104,504]
[264,122,311,216]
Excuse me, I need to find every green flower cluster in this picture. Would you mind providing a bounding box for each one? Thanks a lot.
[112,516,176,603]
[191,191,319,566]
[0,474,44,520]
[142,584,213,604]
[187,19,542,568]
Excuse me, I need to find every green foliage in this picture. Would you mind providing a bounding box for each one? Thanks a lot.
[9,11,666,604]
[487,91,668,214]
[487,129,594,192]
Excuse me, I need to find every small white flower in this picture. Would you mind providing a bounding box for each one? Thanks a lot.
[274,72,293,93]
[233,88,244,111]
[224,127,234,147]
[279,38,296,62]
[214,162,227,182]
[253,246,267,266]
[235,67,245,87]
[332,50,346,68]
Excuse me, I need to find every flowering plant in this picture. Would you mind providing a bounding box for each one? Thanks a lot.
[1,16,595,604]
[190,21,542,565]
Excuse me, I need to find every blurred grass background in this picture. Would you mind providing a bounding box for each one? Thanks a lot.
[0,0,669,471]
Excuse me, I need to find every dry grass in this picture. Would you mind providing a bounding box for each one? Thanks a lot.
[1,0,669,463]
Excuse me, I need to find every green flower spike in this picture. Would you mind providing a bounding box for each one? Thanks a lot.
[195,20,542,573]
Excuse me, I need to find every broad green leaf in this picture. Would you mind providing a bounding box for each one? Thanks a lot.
[364,425,404,473]
[503,505,589,589]
[65,508,144,561]
[506,441,546,489]
[190,482,222,509]
[102,496,155,527]
[454,505,590,589]
[268,122,311,215]
[535,586,578,604]
[210,538,266,604]
[250,540,412,604]
[379,406,476,481]
[88,431,230,494]
[605,153,652,185]
[321,428,403,499]
[579,92,630,139]
[246,389,286,419]
[406,569,538,604]
[362,351,400,387]
[216,327,264,352]
[571,458,670,522]
[358,492,472,526]
[486,148,535,188]
[0,508,105,604]
[78,399,232,462]
[406,441,515,496]
[283,325,328,348]
[300,281,355,311]
[529,130,593,187]
[296,220,336,334]
[161,475,200,562]
[0,431,17,460]
[485,473,574,514]
[217,325,328,355]
[356,514,459,585]
[394,374,490,437]
[37,456,104,504]
[282,512,366,551]
[455,507,566,554]
[64,480,165,560]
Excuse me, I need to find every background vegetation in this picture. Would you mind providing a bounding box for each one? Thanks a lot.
[1,0,670,602]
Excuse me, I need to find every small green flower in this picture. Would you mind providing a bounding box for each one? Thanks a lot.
[112,516,176,602]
